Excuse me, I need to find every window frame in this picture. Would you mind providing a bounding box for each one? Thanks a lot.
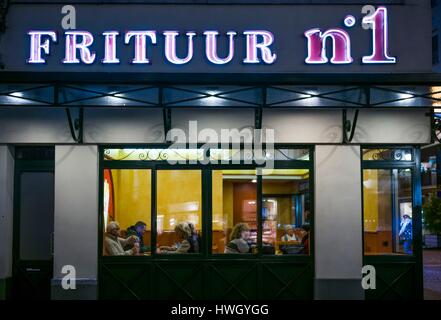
[99,144,314,262]
[361,145,423,263]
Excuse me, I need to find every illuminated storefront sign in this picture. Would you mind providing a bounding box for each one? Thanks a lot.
[27,7,394,67]
[0,3,431,74]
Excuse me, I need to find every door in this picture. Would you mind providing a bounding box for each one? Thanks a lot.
[12,155,54,299]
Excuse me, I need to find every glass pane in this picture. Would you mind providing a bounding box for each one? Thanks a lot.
[104,148,204,162]
[362,148,413,161]
[103,169,152,256]
[363,169,413,255]
[212,170,257,254]
[156,170,202,254]
[262,169,311,255]
[19,172,54,260]
[264,149,310,161]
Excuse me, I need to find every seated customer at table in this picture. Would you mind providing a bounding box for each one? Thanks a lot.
[224,223,252,254]
[188,222,201,253]
[158,222,193,254]
[300,229,310,255]
[125,220,150,254]
[281,225,298,242]
[104,221,139,256]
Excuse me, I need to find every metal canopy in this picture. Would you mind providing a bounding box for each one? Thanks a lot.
[1,83,441,108]
[2,82,441,144]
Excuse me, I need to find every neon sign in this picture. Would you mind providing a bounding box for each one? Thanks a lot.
[27,7,396,66]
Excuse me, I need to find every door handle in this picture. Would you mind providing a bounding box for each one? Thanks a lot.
[26,268,41,272]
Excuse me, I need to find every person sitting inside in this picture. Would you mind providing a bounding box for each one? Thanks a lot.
[224,223,251,254]
[104,221,139,256]
[188,222,201,253]
[300,226,310,254]
[158,222,193,254]
[281,225,298,242]
[125,221,150,254]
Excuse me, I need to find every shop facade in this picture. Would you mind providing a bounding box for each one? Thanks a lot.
[0,0,436,300]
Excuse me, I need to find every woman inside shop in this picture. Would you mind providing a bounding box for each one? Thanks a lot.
[224,223,253,254]
[158,222,194,254]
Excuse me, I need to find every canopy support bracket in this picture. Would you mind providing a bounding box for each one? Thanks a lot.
[342,109,359,144]
[65,107,84,143]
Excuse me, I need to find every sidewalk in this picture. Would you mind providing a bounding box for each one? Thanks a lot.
[424,249,441,300]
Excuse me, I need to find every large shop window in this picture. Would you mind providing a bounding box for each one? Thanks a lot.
[362,148,415,256]
[212,170,258,254]
[103,169,152,256]
[262,169,311,255]
[102,147,312,257]
[156,170,202,254]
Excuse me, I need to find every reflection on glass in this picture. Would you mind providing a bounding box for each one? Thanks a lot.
[103,169,151,256]
[156,170,202,254]
[212,170,257,254]
[104,148,204,161]
[262,169,311,255]
[362,148,412,161]
[363,169,413,255]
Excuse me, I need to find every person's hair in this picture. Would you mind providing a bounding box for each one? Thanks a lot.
[174,222,192,239]
[106,221,120,233]
[229,223,250,241]
[188,222,196,234]
[135,221,147,228]
[403,214,411,219]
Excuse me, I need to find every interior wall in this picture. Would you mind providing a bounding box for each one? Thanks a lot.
[111,169,152,231]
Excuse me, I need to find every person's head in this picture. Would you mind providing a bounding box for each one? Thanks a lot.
[106,221,121,237]
[188,222,196,235]
[174,222,192,240]
[284,225,294,236]
[135,221,147,235]
[230,223,250,241]
[403,214,411,220]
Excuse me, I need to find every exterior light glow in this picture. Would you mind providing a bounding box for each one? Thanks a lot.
[204,31,236,65]
[362,7,396,64]
[27,31,57,64]
[305,28,353,64]
[102,31,120,64]
[243,30,277,64]
[63,31,96,64]
[164,31,196,65]
[124,31,157,64]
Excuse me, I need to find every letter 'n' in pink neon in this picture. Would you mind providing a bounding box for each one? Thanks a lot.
[305,28,353,64]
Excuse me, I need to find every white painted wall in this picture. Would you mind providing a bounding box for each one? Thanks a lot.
[84,108,164,143]
[53,146,98,282]
[315,145,363,280]
[171,108,255,143]
[353,109,431,144]
[262,109,342,143]
[0,146,14,280]
[0,108,431,144]
[0,108,74,143]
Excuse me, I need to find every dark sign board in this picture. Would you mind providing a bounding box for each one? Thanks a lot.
[0,2,432,74]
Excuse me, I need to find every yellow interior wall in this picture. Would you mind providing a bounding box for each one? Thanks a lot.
[363,170,379,232]
[262,180,299,194]
[157,170,202,231]
[112,169,152,230]
[212,171,234,231]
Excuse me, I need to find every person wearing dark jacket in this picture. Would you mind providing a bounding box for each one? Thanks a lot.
[126,221,150,254]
